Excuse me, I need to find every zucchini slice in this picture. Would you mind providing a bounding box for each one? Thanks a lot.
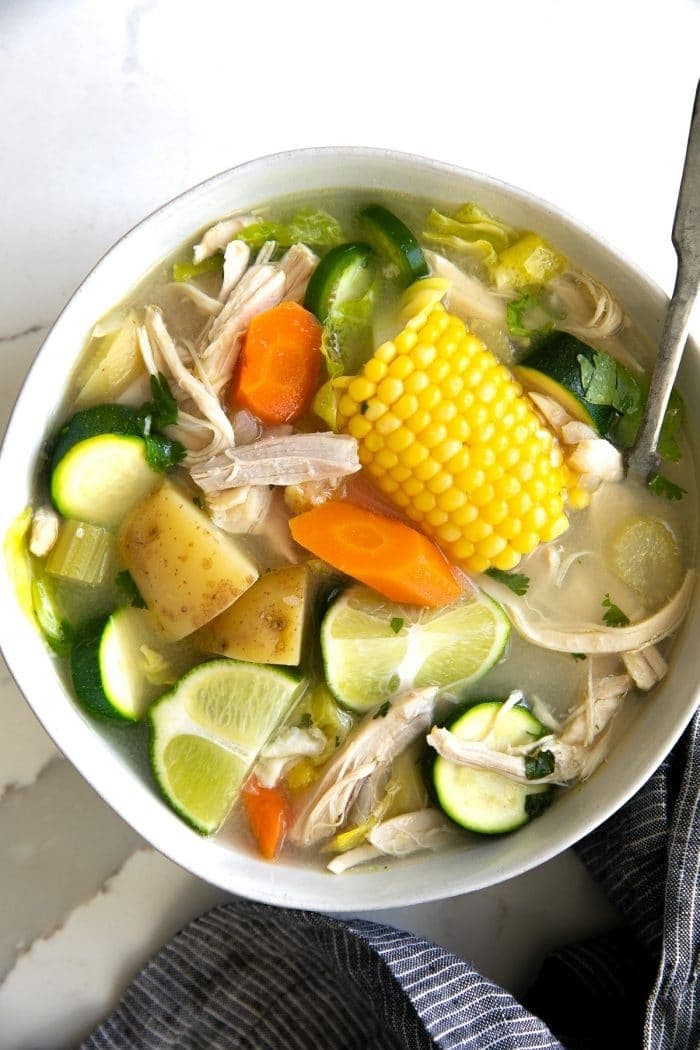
[70,607,179,721]
[51,434,163,528]
[430,699,552,835]
[304,242,373,323]
[358,204,428,286]
[514,333,619,436]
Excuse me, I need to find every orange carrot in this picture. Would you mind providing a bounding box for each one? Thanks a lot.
[231,301,322,424]
[242,776,291,861]
[289,501,461,607]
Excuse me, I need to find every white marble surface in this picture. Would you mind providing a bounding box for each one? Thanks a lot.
[0,1,698,1046]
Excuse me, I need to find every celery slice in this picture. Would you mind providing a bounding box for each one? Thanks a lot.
[46,520,115,587]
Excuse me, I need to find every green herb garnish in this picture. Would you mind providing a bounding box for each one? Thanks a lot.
[486,567,530,596]
[571,652,587,661]
[297,713,313,729]
[602,594,630,627]
[143,434,186,473]
[524,750,555,780]
[390,617,404,634]
[577,351,641,415]
[373,701,391,719]
[141,373,178,429]
[649,472,687,501]
[192,495,205,510]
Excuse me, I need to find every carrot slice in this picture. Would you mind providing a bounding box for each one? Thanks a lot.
[230,301,322,425]
[289,501,460,607]
[242,776,291,861]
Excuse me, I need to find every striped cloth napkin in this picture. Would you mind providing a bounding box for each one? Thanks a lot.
[84,712,700,1050]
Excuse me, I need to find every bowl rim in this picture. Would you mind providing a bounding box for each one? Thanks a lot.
[1,146,698,910]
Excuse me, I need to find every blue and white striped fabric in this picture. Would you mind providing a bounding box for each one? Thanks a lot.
[84,711,700,1050]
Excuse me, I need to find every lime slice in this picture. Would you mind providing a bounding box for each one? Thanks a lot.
[610,516,682,609]
[149,660,301,833]
[321,585,510,712]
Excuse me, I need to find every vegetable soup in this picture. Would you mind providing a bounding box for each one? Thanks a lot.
[7,192,696,871]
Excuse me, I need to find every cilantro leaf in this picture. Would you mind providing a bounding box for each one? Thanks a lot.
[524,750,555,780]
[373,700,391,719]
[148,373,178,428]
[571,652,587,661]
[649,472,686,502]
[577,351,641,415]
[297,713,313,729]
[602,594,630,627]
[143,434,186,473]
[486,567,530,596]
[390,617,404,635]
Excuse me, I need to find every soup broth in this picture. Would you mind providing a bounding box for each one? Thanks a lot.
[11,189,696,872]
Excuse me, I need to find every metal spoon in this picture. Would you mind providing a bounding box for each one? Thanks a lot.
[626,81,700,481]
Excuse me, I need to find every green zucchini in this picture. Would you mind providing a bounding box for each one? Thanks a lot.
[70,607,177,721]
[358,204,428,286]
[304,243,373,323]
[429,699,552,835]
[514,333,638,437]
[51,434,164,528]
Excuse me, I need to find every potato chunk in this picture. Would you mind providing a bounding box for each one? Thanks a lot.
[197,563,310,665]
[119,482,258,641]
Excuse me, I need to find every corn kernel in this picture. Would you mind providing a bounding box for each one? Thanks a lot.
[389,355,415,381]
[348,415,371,440]
[386,426,414,454]
[348,376,375,403]
[427,508,449,528]
[364,358,387,384]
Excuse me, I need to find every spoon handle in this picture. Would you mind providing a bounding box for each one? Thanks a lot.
[626,81,700,480]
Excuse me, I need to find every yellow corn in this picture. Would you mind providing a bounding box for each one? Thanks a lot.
[337,302,576,574]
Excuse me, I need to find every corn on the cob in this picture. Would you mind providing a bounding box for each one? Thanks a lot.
[336,301,583,575]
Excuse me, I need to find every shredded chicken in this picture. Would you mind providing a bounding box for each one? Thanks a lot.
[255,726,326,789]
[29,506,60,557]
[167,282,222,316]
[480,570,695,654]
[527,391,624,493]
[205,486,274,534]
[291,687,437,848]
[138,308,234,464]
[191,433,360,491]
[219,240,252,302]
[278,243,319,302]
[198,263,286,396]
[284,478,343,515]
[427,671,632,787]
[327,810,455,874]
[622,644,668,690]
[425,250,512,326]
[549,270,626,340]
[192,214,256,264]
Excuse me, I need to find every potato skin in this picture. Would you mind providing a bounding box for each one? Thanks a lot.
[118,482,258,641]
[196,563,310,665]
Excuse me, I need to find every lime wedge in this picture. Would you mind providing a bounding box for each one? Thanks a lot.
[321,585,510,712]
[610,516,682,609]
[149,660,301,833]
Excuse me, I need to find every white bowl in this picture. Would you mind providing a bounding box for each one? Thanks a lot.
[1,148,698,910]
